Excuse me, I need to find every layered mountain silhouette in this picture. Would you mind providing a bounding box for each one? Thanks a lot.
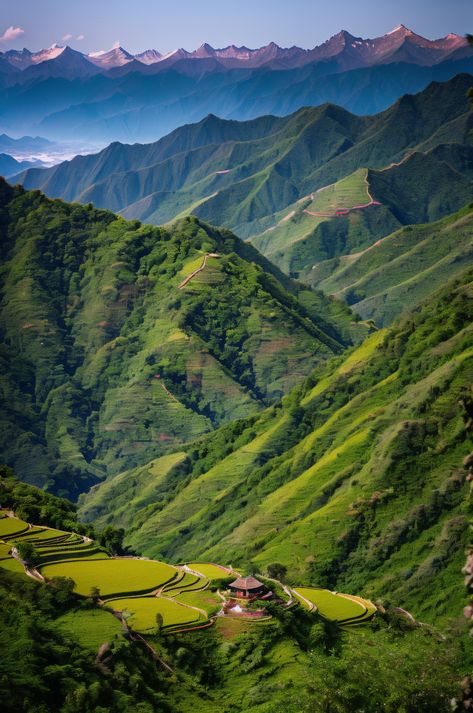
[16,74,473,298]
[0,27,470,143]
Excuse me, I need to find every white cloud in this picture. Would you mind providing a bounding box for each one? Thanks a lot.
[62,33,73,42]
[0,26,25,42]
[112,40,120,49]
[76,34,85,41]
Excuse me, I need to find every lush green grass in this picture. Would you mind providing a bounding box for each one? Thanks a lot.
[106,595,203,632]
[175,589,221,616]
[39,558,177,597]
[313,204,473,326]
[186,562,235,579]
[0,517,29,538]
[0,556,24,573]
[0,542,12,559]
[162,571,207,594]
[54,608,123,651]
[293,587,373,623]
[12,528,70,542]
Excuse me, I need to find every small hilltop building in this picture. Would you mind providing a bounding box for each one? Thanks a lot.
[228,575,268,599]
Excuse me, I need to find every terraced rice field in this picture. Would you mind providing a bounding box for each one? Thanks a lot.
[40,558,177,597]
[12,527,69,542]
[1,510,377,635]
[305,169,372,217]
[162,571,207,594]
[106,595,203,632]
[0,556,25,573]
[0,516,29,538]
[293,587,376,625]
[186,562,235,579]
[0,542,12,559]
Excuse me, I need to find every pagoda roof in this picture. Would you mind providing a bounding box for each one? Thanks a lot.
[229,575,265,590]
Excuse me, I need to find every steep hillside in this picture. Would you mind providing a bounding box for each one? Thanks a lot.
[260,148,473,277]
[16,76,473,294]
[0,179,353,498]
[308,203,473,325]
[81,269,473,627]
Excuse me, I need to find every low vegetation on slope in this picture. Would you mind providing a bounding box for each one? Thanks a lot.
[81,269,473,629]
[0,179,355,497]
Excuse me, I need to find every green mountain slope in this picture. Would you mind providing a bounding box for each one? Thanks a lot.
[309,203,473,326]
[0,179,354,498]
[1,467,465,713]
[15,76,471,240]
[251,141,473,281]
[81,269,473,627]
[16,75,473,299]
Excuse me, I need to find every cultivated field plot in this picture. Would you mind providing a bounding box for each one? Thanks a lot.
[40,558,178,597]
[0,516,29,538]
[162,571,207,595]
[293,587,376,624]
[305,169,371,216]
[0,542,12,559]
[55,609,123,650]
[0,556,25,573]
[176,589,221,616]
[106,595,203,632]
[186,562,235,579]
[11,527,69,542]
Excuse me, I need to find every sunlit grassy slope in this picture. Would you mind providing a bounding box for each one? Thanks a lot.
[81,269,473,626]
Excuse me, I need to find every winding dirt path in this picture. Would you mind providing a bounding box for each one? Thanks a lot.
[178,253,220,289]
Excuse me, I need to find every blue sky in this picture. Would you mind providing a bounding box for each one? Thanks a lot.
[0,0,470,54]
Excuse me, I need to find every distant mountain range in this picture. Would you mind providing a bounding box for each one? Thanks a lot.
[0,27,471,144]
[1,26,468,75]
[17,73,473,306]
[0,153,43,177]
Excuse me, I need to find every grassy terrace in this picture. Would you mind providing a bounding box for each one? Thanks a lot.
[106,595,204,632]
[39,558,178,598]
[185,562,236,579]
[0,516,29,538]
[54,609,123,651]
[0,513,378,635]
[293,587,376,625]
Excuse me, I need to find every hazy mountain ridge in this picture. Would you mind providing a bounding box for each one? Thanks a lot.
[1,26,467,74]
[16,75,473,296]
[0,27,470,144]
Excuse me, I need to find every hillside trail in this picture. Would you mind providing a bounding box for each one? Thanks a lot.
[290,588,317,612]
[157,379,180,404]
[256,572,295,606]
[178,252,220,289]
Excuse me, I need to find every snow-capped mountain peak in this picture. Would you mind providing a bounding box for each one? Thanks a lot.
[87,44,134,68]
